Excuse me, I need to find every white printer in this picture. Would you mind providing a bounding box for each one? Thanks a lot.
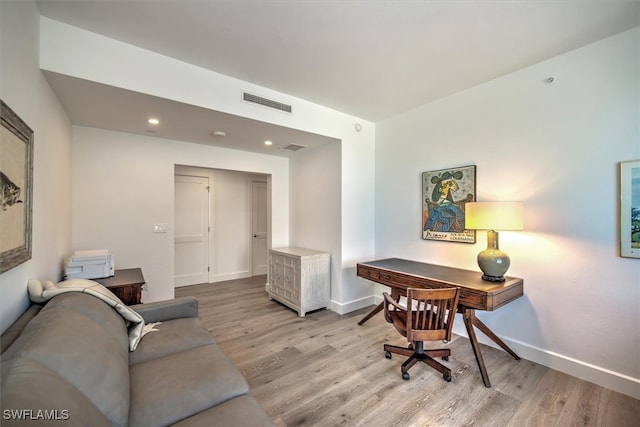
[65,249,115,279]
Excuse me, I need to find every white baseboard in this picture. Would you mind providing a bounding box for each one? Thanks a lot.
[212,271,251,283]
[330,295,377,315]
[342,295,639,399]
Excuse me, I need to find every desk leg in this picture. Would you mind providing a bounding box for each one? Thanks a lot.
[471,313,521,361]
[463,309,492,387]
[358,302,384,325]
[463,309,521,388]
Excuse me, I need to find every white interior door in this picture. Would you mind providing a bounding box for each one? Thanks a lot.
[252,181,268,275]
[175,174,210,287]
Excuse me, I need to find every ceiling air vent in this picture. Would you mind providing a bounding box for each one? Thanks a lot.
[243,92,292,113]
[282,143,306,152]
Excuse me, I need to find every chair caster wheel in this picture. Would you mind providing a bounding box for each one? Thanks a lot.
[385,352,392,359]
[442,356,449,361]
[444,374,452,382]
[402,372,410,380]
[408,343,414,350]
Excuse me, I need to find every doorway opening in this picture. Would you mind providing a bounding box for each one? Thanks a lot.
[174,165,269,287]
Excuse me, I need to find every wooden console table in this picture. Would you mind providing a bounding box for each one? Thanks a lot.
[357,258,523,387]
[96,268,145,305]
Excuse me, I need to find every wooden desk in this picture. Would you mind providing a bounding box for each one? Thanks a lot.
[357,258,523,387]
[95,268,145,305]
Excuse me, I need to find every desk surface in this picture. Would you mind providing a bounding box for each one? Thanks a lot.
[95,268,145,288]
[357,258,523,311]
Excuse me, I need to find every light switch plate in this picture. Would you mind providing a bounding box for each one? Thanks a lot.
[152,223,168,233]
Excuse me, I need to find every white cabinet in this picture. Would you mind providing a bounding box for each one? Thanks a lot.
[268,247,330,317]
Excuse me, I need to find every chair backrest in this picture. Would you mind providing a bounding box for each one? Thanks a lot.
[405,287,460,343]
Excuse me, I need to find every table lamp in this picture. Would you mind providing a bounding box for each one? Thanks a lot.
[465,201,523,282]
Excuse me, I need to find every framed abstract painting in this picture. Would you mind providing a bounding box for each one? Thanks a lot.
[620,160,640,258]
[422,165,476,243]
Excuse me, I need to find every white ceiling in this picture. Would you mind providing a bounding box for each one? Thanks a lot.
[36,0,640,155]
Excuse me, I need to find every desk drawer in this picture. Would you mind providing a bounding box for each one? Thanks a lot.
[457,291,486,310]
[358,265,438,290]
[358,266,410,288]
[358,265,380,281]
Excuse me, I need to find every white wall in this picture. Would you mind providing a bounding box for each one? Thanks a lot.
[213,170,252,281]
[71,126,288,302]
[0,1,72,333]
[290,140,342,302]
[41,17,376,311]
[375,28,640,398]
[340,122,377,310]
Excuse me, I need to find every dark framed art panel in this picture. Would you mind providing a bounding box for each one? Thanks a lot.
[620,160,640,258]
[0,100,34,273]
[422,165,476,243]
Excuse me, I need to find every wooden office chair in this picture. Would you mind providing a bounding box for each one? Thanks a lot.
[383,287,460,381]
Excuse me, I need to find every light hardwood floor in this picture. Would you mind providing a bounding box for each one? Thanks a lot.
[176,276,639,427]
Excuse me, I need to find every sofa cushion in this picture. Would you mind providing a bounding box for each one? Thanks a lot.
[171,395,275,427]
[1,358,112,427]
[129,344,249,426]
[1,293,130,427]
[129,317,216,365]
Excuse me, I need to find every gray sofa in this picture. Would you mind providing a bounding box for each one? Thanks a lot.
[1,292,274,426]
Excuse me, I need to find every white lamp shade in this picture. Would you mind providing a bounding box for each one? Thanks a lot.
[465,202,524,231]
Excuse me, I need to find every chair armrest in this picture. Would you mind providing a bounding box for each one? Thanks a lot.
[383,292,405,312]
[130,296,199,323]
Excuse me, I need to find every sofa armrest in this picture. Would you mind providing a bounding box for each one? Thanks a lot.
[130,296,198,323]
[1,304,43,354]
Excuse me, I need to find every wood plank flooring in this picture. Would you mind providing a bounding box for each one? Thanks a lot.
[176,276,639,427]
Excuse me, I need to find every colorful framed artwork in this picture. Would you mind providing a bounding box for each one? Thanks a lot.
[422,165,476,243]
[620,160,640,258]
[0,100,34,273]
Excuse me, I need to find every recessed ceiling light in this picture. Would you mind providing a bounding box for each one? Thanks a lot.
[147,118,160,125]
[264,140,273,146]
[212,130,227,137]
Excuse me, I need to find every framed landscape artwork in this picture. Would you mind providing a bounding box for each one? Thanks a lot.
[620,160,640,258]
[422,165,476,243]
[0,100,34,273]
